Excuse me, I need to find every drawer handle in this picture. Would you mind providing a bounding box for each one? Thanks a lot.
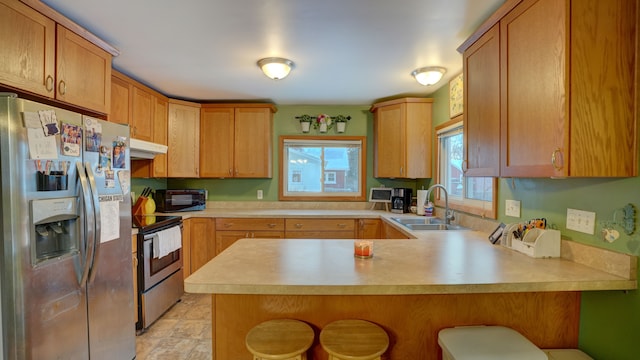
[45,75,54,92]
[224,223,233,228]
[461,160,468,173]
[268,223,276,228]
[337,223,346,228]
[295,223,303,228]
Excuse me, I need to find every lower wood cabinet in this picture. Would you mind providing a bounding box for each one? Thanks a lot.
[186,217,215,275]
[382,221,412,239]
[356,219,381,239]
[215,218,285,255]
[285,219,356,239]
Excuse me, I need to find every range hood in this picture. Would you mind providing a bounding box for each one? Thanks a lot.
[129,138,168,159]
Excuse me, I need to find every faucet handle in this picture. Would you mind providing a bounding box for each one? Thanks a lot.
[447,209,456,222]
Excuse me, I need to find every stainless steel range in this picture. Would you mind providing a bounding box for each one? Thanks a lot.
[133,215,183,331]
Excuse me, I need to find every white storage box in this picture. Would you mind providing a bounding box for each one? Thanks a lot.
[438,325,547,360]
[502,225,561,258]
[544,349,593,359]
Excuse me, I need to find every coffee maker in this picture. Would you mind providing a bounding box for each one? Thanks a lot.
[391,188,412,214]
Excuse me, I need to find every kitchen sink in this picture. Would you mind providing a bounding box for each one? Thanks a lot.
[390,217,468,231]
[391,217,445,225]
[405,223,468,231]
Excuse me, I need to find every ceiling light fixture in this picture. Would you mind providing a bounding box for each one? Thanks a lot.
[411,66,447,86]
[257,57,295,80]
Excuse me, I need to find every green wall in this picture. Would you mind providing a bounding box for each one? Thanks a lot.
[133,84,639,358]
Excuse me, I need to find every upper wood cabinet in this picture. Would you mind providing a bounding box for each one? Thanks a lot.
[130,86,154,141]
[497,0,636,177]
[370,98,433,179]
[0,0,55,97]
[462,24,500,177]
[110,75,131,125]
[0,0,112,114]
[56,25,111,114]
[200,104,276,178]
[168,99,201,178]
[151,97,169,177]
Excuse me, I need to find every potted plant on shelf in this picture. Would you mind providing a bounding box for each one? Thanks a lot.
[296,115,314,133]
[314,114,332,133]
[333,115,351,133]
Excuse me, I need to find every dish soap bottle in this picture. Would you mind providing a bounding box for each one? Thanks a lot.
[424,201,434,217]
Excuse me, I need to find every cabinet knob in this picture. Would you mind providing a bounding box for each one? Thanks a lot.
[400,166,404,175]
[228,169,232,176]
[45,75,54,92]
[295,223,303,228]
[58,80,67,95]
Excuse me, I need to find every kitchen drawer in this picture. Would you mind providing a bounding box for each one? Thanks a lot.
[215,218,284,231]
[285,219,356,232]
[285,231,355,239]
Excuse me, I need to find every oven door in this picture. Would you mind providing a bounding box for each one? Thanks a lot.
[141,232,183,292]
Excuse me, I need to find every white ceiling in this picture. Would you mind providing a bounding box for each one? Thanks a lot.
[41,0,504,105]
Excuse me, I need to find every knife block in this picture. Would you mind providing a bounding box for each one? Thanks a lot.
[132,196,146,216]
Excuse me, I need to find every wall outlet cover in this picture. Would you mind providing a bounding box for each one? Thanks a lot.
[257,190,263,200]
[505,200,521,217]
[566,208,596,235]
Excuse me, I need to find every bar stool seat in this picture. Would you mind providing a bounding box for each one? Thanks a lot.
[245,319,314,360]
[320,319,389,360]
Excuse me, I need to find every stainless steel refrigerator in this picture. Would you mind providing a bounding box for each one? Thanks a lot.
[0,93,136,359]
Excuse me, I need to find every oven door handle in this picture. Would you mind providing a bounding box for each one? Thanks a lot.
[76,161,94,288]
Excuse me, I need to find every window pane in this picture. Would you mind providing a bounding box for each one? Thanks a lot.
[439,131,464,199]
[282,138,363,199]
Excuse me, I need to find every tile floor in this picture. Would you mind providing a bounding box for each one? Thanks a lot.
[135,293,212,360]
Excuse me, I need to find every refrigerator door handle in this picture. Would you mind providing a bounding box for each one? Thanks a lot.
[85,162,102,283]
[76,161,95,288]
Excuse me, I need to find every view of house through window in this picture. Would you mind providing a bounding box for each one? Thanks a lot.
[280,137,365,200]
[437,120,496,218]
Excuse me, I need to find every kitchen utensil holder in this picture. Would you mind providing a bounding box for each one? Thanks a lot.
[36,171,68,191]
[501,226,561,258]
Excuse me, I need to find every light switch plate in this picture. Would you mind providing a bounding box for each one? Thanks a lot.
[566,208,596,234]
[505,200,521,217]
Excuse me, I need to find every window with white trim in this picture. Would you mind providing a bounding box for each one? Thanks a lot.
[436,119,496,218]
[280,136,366,201]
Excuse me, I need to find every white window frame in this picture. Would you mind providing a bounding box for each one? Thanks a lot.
[435,117,497,219]
[279,136,367,201]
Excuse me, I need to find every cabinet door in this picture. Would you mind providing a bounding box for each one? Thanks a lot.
[200,107,234,177]
[374,103,405,177]
[110,75,131,126]
[189,218,214,273]
[0,0,55,97]
[464,24,500,177]
[182,218,192,279]
[234,107,273,178]
[382,222,412,239]
[152,97,168,177]
[500,0,568,177]
[404,102,432,178]
[131,235,138,323]
[168,101,200,177]
[131,86,153,141]
[56,25,111,114]
[357,219,381,239]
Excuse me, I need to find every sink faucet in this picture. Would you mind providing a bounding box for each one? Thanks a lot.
[424,184,455,224]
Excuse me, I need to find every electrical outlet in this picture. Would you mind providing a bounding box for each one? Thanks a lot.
[257,190,263,200]
[566,208,596,234]
[505,200,521,217]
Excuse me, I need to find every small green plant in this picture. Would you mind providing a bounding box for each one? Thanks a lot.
[333,115,351,123]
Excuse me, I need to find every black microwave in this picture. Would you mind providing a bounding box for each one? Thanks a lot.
[154,189,207,212]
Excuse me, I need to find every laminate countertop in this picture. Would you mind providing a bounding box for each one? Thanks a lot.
[184,231,637,295]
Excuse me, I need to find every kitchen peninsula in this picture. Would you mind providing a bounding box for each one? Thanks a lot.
[185,223,636,360]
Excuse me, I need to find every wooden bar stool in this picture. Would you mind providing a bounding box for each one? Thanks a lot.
[245,319,314,360]
[320,319,389,360]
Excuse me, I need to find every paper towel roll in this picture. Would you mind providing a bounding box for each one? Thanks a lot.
[417,190,428,215]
